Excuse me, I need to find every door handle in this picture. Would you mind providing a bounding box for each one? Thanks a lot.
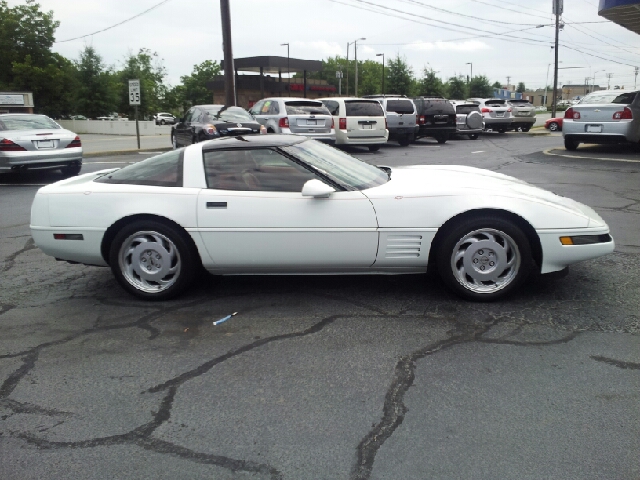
[206,202,227,209]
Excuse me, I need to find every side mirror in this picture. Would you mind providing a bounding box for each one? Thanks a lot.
[301,179,335,198]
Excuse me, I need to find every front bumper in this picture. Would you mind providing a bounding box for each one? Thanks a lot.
[538,227,614,273]
[0,147,83,171]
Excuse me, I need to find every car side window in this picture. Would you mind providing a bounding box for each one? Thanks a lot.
[95,149,184,187]
[250,100,264,116]
[203,148,318,192]
[184,108,194,124]
[268,101,280,115]
[322,100,340,116]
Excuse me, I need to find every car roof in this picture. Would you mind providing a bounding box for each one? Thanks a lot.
[201,133,306,151]
[318,97,380,102]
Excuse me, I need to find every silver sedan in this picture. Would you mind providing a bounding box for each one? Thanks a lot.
[0,114,82,175]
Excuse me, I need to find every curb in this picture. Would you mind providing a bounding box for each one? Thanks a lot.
[84,147,171,158]
[543,148,640,163]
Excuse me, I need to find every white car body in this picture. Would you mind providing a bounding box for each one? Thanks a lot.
[30,135,613,300]
[319,97,388,147]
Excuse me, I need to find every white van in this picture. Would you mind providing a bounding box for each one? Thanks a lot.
[318,97,388,151]
[364,95,418,146]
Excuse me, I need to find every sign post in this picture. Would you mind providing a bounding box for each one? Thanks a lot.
[129,79,141,149]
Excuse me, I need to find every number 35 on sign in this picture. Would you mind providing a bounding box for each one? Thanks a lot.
[129,79,141,105]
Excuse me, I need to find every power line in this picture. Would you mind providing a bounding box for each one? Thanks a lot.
[55,0,173,43]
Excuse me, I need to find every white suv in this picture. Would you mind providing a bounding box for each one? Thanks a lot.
[467,98,513,133]
[319,97,388,151]
[155,112,176,125]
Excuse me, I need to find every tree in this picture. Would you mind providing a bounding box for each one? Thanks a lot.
[386,54,414,96]
[116,49,167,119]
[469,75,494,98]
[357,59,383,96]
[75,46,118,118]
[0,0,59,88]
[180,60,221,109]
[446,75,467,99]
[417,68,445,97]
[492,81,502,89]
[516,82,526,93]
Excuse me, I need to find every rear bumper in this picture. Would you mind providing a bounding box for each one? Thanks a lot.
[510,117,536,126]
[388,127,418,139]
[483,118,513,127]
[280,129,336,143]
[335,129,388,145]
[562,120,638,143]
[416,126,456,138]
[455,126,483,135]
[0,148,83,171]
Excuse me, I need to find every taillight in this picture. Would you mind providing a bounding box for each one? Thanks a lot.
[0,138,27,151]
[203,124,217,135]
[418,115,425,125]
[385,117,388,129]
[331,117,334,129]
[507,108,512,112]
[279,117,289,128]
[339,118,347,129]
[65,136,82,148]
[613,107,632,120]
[481,107,492,113]
[565,107,580,119]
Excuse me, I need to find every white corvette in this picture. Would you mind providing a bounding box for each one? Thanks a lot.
[30,135,614,301]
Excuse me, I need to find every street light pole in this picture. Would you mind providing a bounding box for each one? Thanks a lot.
[466,62,472,84]
[354,37,365,97]
[281,43,290,97]
[220,0,236,106]
[551,0,561,118]
[376,53,385,95]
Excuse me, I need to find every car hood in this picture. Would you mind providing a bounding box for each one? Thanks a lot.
[365,165,605,227]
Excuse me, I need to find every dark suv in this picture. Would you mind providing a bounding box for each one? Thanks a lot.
[412,96,456,144]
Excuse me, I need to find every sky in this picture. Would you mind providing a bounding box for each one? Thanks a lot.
[11,0,640,91]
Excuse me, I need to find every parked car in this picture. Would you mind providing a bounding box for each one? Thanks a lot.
[363,95,417,146]
[248,97,335,143]
[171,105,265,149]
[412,96,456,143]
[155,112,177,125]
[0,113,82,176]
[467,98,513,133]
[31,134,614,302]
[507,99,536,132]
[544,117,563,132]
[69,115,87,120]
[319,97,388,151]
[449,100,484,140]
[562,89,639,150]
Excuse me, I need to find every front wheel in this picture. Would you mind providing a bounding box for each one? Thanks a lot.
[564,137,579,151]
[368,145,381,152]
[548,122,559,132]
[468,134,479,140]
[171,134,178,150]
[436,215,533,301]
[109,220,198,300]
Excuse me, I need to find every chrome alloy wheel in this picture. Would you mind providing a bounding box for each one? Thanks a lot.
[450,228,521,294]
[118,230,181,293]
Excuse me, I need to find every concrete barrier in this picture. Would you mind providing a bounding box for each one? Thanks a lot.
[58,120,171,136]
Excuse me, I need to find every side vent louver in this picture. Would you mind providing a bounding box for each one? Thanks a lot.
[385,235,422,258]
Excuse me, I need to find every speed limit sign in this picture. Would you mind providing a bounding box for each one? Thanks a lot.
[129,79,141,105]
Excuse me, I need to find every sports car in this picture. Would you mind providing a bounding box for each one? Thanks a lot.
[30,135,614,301]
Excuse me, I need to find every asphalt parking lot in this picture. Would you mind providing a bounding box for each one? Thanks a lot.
[1,132,639,480]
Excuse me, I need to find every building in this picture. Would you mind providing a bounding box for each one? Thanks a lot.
[207,56,337,108]
[0,92,34,114]
[561,84,604,100]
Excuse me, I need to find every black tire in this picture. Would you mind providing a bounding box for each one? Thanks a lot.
[548,122,559,132]
[60,163,81,176]
[468,134,479,140]
[564,137,579,151]
[435,215,533,301]
[368,145,381,152]
[436,136,447,144]
[160,119,166,125]
[398,136,410,147]
[109,220,199,301]
[497,128,506,134]
[521,126,531,132]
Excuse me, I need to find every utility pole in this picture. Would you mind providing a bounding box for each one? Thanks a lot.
[635,67,639,89]
[506,76,511,89]
[354,38,365,97]
[281,43,290,96]
[220,0,236,106]
[606,73,613,89]
[585,77,590,94]
[376,53,385,95]
[551,0,561,118]
[345,42,350,97]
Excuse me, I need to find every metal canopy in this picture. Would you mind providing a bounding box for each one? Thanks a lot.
[599,0,640,34]
[221,56,322,74]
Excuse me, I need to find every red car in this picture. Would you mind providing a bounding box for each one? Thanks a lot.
[544,117,563,132]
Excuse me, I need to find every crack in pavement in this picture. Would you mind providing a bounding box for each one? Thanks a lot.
[590,355,640,370]
[349,317,580,480]
[2,237,37,273]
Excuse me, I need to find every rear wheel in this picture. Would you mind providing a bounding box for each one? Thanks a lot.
[109,220,198,300]
[436,136,447,144]
[60,163,81,176]
[368,145,381,152]
[468,134,479,140]
[160,119,166,125]
[436,215,533,301]
[564,137,579,151]
[398,136,410,147]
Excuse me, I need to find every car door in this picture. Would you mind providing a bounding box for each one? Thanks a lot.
[196,147,379,270]
[175,108,194,145]
[249,100,268,128]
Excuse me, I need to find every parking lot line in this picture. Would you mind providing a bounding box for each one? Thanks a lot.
[543,148,640,163]
[471,151,485,154]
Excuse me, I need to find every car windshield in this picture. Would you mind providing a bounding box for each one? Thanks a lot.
[0,115,60,131]
[578,91,637,105]
[284,101,330,115]
[204,106,254,122]
[280,140,389,191]
[386,100,414,114]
